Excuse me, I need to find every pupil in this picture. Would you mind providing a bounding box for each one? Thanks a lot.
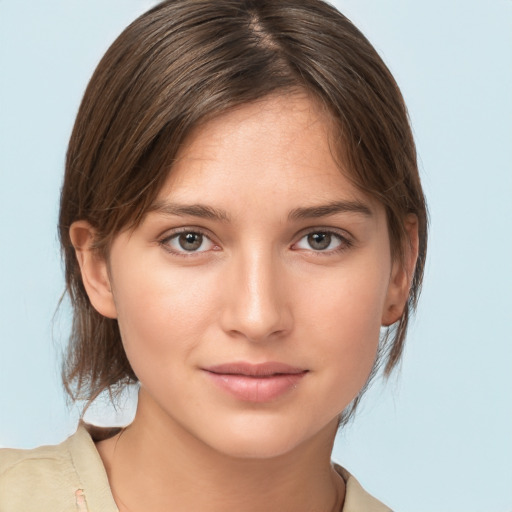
[179,233,202,251]
[308,232,331,250]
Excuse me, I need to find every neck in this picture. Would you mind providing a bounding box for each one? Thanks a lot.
[97,390,345,512]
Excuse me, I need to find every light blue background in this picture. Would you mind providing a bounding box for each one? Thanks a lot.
[0,1,511,511]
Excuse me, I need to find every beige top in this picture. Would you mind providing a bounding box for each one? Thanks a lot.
[0,425,391,512]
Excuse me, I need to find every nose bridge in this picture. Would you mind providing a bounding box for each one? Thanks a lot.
[222,242,290,342]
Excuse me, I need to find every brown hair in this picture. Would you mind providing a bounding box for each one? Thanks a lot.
[59,0,427,421]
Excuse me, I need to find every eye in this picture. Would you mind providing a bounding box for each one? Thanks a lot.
[161,230,216,254]
[293,231,349,252]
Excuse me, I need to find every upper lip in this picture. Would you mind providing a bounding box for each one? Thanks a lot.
[204,362,307,377]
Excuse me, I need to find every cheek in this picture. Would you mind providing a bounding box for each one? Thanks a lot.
[302,261,389,337]
[111,259,218,377]
[298,261,390,387]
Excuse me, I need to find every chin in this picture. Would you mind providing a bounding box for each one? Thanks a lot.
[209,432,304,460]
[198,413,339,461]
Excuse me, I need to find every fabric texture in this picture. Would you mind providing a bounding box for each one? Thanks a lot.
[0,425,391,511]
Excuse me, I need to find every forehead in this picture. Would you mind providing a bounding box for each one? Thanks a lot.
[155,93,378,216]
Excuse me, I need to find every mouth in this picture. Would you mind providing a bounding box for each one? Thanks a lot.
[203,362,308,402]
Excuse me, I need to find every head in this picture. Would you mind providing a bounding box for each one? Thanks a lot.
[59,0,427,429]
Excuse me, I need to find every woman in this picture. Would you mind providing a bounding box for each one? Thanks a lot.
[0,1,427,510]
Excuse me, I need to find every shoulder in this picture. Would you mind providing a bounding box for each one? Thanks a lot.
[0,424,117,512]
[0,431,82,510]
[335,465,393,512]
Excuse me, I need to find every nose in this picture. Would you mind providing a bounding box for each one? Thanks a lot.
[220,248,292,343]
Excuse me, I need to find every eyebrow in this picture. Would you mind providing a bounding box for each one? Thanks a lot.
[147,199,372,223]
[288,200,373,220]
[148,201,231,222]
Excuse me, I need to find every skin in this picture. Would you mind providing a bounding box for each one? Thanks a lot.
[71,93,417,512]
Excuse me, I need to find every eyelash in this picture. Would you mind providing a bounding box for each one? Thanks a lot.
[292,230,353,255]
[158,228,353,257]
[159,228,218,257]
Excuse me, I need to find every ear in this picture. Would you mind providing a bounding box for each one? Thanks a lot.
[382,214,419,326]
[69,221,117,319]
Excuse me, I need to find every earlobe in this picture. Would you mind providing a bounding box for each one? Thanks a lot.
[69,221,117,319]
[382,214,419,326]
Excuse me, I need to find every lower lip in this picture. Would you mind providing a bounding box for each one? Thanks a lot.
[205,372,307,403]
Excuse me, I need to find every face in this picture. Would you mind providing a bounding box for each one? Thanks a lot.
[77,94,408,459]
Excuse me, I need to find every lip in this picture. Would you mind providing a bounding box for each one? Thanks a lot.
[203,362,308,403]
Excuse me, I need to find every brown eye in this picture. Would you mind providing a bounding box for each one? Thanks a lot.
[178,232,203,251]
[163,231,215,254]
[307,232,332,250]
[293,230,348,253]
